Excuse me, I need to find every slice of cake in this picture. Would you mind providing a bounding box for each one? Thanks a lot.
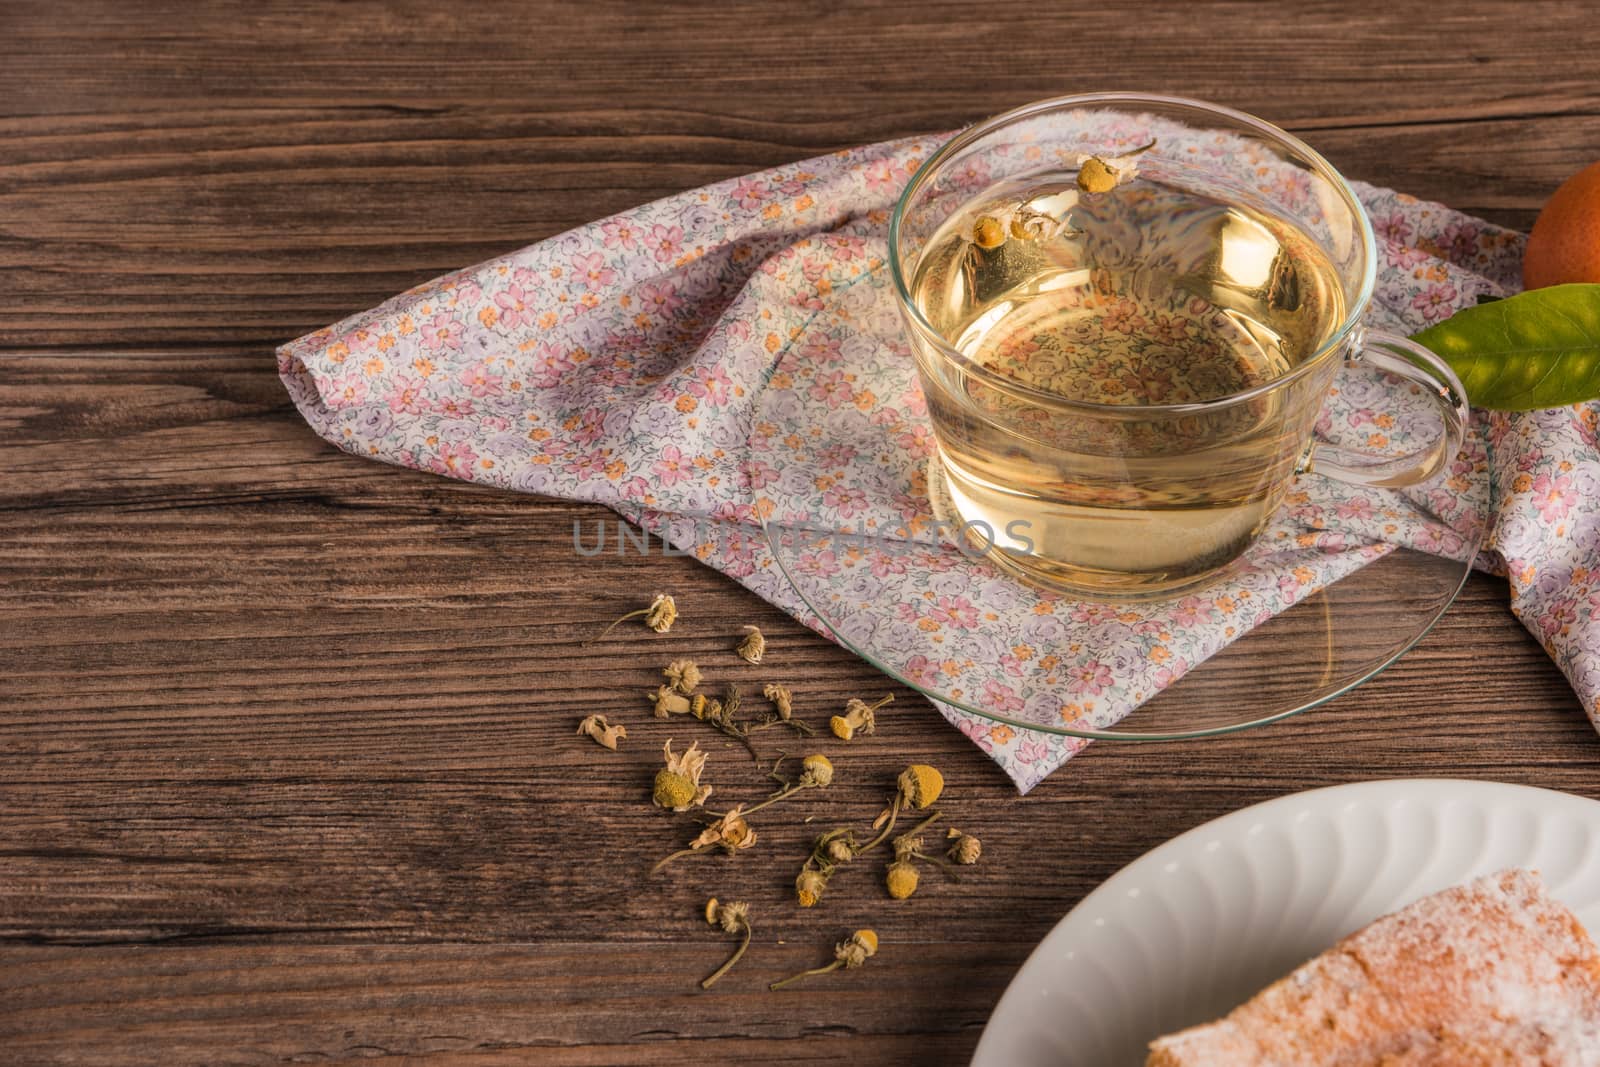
[1147,869,1600,1066]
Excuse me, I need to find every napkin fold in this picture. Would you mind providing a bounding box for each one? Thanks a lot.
[278,130,1600,792]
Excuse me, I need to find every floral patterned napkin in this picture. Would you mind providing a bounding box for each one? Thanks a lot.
[278,128,1600,792]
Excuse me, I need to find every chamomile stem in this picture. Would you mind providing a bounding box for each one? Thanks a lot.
[700,923,752,989]
[651,845,707,874]
[585,608,646,646]
[863,808,942,857]
[768,960,842,991]
[858,797,908,856]
[911,851,961,877]
[738,783,805,818]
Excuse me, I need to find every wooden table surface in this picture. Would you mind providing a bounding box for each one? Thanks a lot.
[5,1,1600,1063]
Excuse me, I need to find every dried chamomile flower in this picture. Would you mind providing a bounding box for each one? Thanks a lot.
[750,683,814,737]
[575,714,627,751]
[829,694,893,741]
[701,898,753,989]
[947,827,982,865]
[734,625,766,664]
[883,818,955,900]
[763,683,793,720]
[897,764,944,810]
[795,865,831,908]
[653,739,712,812]
[799,754,833,788]
[664,659,702,696]
[860,767,946,855]
[690,685,758,761]
[1076,138,1157,194]
[823,832,856,865]
[656,805,757,872]
[769,929,879,990]
[650,684,692,719]
[885,859,919,900]
[589,592,677,644]
[735,753,834,822]
[644,593,678,633]
[692,806,757,854]
[793,826,856,908]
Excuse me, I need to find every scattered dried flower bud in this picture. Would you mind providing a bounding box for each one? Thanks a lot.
[576,714,627,751]
[897,763,944,809]
[690,693,709,719]
[795,866,830,908]
[886,859,920,900]
[644,593,678,633]
[705,897,750,935]
[825,837,855,864]
[653,739,712,812]
[844,929,879,961]
[799,754,834,788]
[735,625,766,664]
[947,829,982,865]
[972,215,1005,249]
[700,898,754,989]
[664,659,702,696]
[769,929,878,990]
[590,592,678,644]
[892,834,923,863]
[651,685,692,719]
[829,694,892,741]
[763,683,793,720]
[690,804,757,855]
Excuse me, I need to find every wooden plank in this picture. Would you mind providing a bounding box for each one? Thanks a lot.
[4,0,1599,346]
[0,942,1015,1065]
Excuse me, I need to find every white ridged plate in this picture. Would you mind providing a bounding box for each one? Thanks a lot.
[973,779,1600,1066]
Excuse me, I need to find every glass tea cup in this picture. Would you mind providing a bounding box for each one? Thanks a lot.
[888,93,1468,599]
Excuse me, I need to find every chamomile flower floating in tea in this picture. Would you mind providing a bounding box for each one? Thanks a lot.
[653,739,712,812]
[769,930,879,991]
[1075,138,1156,194]
[734,625,766,665]
[588,592,678,644]
[700,898,753,989]
[829,694,893,741]
[575,714,627,751]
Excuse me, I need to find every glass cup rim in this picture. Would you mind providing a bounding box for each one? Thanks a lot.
[887,91,1380,418]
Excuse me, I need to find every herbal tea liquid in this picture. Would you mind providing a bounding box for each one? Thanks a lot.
[909,174,1346,594]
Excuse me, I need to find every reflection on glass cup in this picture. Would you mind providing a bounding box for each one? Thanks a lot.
[889,93,1468,599]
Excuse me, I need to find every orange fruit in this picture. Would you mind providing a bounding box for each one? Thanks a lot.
[1523,160,1600,289]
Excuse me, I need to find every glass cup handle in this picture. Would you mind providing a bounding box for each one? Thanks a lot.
[1301,328,1469,490]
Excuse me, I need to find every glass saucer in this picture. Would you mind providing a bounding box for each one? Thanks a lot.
[760,518,1477,740]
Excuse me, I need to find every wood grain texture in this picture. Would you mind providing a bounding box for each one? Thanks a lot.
[3,1,1600,1063]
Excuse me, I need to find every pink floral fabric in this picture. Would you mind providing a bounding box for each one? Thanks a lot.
[278,127,1598,792]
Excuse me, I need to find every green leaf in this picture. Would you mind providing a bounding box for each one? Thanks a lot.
[1410,283,1600,411]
